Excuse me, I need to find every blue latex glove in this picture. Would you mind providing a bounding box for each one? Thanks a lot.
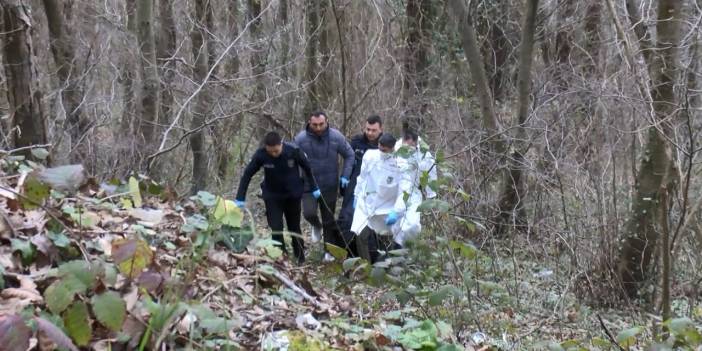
[385,211,398,225]
[312,188,322,199]
[234,200,245,208]
[352,196,356,209]
[340,177,350,189]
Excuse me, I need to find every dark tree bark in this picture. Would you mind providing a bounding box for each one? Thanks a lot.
[120,0,137,135]
[227,0,241,76]
[156,0,176,126]
[136,0,159,144]
[189,0,211,193]
[616,0,682,298]
[583,1,602,73]
[476,1,511,102]
[1,0,47,157]
[303,0,321,117]
[494,0,539,236]
[247,0,270,138]
[42,0,88,157]
[447,0,504,154]
[403,0,433,132]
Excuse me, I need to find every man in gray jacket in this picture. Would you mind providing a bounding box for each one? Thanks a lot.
[294,111,354,260]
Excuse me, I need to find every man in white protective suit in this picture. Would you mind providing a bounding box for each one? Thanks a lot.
[351,134,423,263]
[395,129,438,200]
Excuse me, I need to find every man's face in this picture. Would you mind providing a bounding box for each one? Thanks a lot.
[403,137,417,147]
[265,144,283,158]
[309,115,328,136]
[379,144,393,153]
[364,122,382,142]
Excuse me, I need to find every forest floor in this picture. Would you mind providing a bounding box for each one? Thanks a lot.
[1,162,700,350]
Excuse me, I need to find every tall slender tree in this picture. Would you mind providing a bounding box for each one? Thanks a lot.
[136,0,159,145]
[189,0,212,193]
[616,0,683,298]
[403,0,433,132]
[1,0,47,156]
[42,0,87,158]
[156,0,176,126]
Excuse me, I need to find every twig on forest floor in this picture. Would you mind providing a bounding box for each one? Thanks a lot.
[597,314,626,351]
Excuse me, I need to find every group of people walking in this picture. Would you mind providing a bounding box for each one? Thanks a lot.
[234,111,437,264]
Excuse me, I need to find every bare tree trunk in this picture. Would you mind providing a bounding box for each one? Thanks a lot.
[625,0,653,69]
[494,0,539,236]
[303,0,320,117]
[120,0,137,135]
[190,0,211,193]
[157,0,176,126]
[42,0,87,159]
[476,1,510,102]
[329,0,349,132]
[317,0,332,111]
[212,0,242,181]
[583,1,601,73]
[403,0,432,132]
[247,0,269,138]
[1,0,47,158]
[227,0,241,76]
[278,0,294,137]
[136,0,159,146]
[447,0,504,154]
[616,0,682,298]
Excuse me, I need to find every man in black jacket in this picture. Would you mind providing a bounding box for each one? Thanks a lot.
[338,115,383,256]
[235,131,321,263]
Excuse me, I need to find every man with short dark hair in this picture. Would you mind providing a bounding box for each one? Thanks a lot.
[235,131,320,263]
[294,111,354,261]
[338,115,383,256]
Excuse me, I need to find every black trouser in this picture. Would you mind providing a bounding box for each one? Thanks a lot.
[264,197,304,260]
[357,227,401,264]
[302,188,345,250]
[337,185,358,257]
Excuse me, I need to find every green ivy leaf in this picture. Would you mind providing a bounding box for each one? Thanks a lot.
[63,302,92,346]
[47,231,71,248]
[449,240,477,259]
[111,238,153,279]
[58,260,100,288]
[91,291,126,331]
[128,177,142,208]
[342,257,362,271]
[417,199,450,213]
[428,285,459,306]
[191,191,217,207]
[181,214,209,233]
[326,243,348,261]
[10,239,36,265]
[616,326,643,348]
[44,280,74,314]
[216,225,253,253]
[21,176,50,210]
[213,197,243,227]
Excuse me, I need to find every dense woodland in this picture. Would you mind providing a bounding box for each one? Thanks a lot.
[0,0,702,349]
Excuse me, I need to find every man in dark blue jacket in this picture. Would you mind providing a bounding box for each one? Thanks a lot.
[338,115,383,255]
[235,131,320,263]
[294,111,354,261]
